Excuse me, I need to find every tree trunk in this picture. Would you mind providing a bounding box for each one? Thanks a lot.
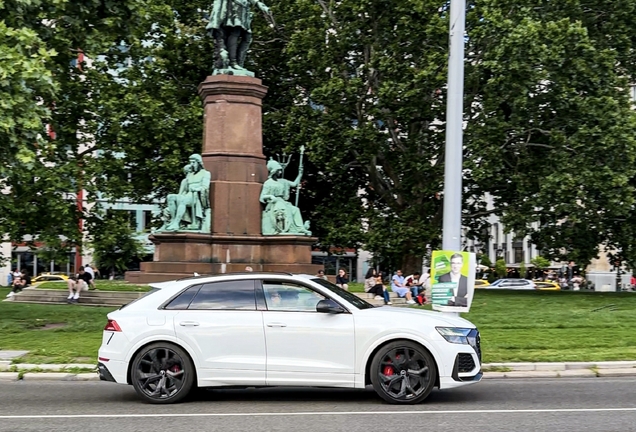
[401,253,423,276]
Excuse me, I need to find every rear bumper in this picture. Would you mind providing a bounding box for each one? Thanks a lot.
[98,362,116,382]
[96,359,128,384]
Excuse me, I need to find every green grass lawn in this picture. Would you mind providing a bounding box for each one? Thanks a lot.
[36,280,151,292]
[465,290,636,363]
[0,288,116,364]
[1,286,635,365]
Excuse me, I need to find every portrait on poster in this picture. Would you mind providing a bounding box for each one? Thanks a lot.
[430,250,476,313]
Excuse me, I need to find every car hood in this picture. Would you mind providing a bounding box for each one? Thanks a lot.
[357,306,476,328]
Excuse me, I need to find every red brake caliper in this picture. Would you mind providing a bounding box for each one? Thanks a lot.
[383,354,401,376]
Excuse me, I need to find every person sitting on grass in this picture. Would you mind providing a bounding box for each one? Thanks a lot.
[364,268,391,305]
[67,267,91,304]
[6,276,24,298]
[66,276,80,304]
[405,272,424,298]
[335,268,349,291]
[391,269,415,304]
[6,270,31,298]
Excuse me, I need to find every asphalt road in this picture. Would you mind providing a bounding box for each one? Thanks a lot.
[1,378,636,432]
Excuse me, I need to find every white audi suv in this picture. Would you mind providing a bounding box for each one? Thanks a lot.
[97,272,482,404]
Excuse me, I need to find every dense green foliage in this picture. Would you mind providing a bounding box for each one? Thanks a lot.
[88,210,146,277]
[0,0,143,259]
[3,0,636,272]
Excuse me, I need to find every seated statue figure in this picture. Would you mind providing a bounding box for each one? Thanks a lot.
[157,154,211,233]
[260,158,311,236]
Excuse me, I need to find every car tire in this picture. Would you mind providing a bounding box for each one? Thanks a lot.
[370,340,437,404]
[130,342,195,404]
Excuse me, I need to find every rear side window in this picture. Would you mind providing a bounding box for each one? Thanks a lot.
[164,285,202,310]
[188,280,256,310]
[120,288,161,310]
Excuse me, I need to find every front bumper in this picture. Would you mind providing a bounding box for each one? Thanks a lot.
[439,328,482,389]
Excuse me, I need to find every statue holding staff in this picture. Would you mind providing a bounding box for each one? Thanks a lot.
[206,0,273,76]
[260,153,311,236]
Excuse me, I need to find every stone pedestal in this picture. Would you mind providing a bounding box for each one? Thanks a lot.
[199,75,268,236]
[126,76,321,284]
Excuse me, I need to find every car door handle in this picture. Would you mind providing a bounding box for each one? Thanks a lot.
[179,321,200,327]
[266,322,287,328]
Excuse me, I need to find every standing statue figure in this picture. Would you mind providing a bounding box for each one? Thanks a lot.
[206,0,271,77]
[260,158,311,236]
[156,154,212,233]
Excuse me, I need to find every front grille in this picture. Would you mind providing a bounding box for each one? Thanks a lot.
[467,329,481,363]
[457,353,475,372]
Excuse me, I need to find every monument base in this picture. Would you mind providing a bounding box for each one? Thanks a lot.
[126,233,322,284]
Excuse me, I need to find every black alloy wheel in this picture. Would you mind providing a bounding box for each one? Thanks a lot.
[370,341,437,404]
[131,342,195,404]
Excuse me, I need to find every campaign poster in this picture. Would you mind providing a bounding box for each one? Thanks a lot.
[430,250,476,313]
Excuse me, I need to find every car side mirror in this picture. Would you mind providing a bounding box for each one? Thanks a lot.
[316,299,345,314]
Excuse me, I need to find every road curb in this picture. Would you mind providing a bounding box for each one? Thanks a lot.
[483,361,636,372]
[0,372,19,381]
[0,363,97,372]
[22,372,75,381]
[0,361,634,382]
[483,369,601,379]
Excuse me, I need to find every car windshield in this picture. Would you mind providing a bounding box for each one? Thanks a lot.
[310,278,375,310]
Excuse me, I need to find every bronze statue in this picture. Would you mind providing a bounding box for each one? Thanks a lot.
[260,151,311,236]
[156,154,212,233]
[206,0,272,76]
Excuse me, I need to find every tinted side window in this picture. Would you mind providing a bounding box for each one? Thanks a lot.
[164,285,202,310]
[188,280,256,310]
[262,281,326,312]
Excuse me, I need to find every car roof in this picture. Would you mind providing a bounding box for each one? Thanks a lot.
[149,272,318,290]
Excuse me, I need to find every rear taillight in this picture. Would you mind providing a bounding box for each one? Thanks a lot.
[104,319,122,332]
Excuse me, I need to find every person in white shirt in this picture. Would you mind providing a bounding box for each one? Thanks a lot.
[84,264,96,290]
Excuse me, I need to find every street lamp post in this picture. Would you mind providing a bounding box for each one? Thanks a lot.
[441,0,466,318]
[442,0,466,252]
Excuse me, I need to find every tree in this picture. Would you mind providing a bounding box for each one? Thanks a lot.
[479,254,493,267]
[0,0,143,261]
[530,256,551,271]
[89,210,146,278]
[465,1,636,266]
[495,259,507,279]
[6,0,636,275]
[249,0,636,272]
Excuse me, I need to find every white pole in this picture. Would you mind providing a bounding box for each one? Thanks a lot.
[441,0,466,318]
[442,0,466,252]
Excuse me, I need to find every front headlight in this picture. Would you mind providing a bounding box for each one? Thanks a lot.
[436,327,472,344]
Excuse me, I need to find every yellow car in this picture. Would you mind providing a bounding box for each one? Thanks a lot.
[475,279,490,288]
[534,281,561,291]
[32,273,69,283]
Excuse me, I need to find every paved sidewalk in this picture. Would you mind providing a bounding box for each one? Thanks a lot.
[1,361,635,381]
